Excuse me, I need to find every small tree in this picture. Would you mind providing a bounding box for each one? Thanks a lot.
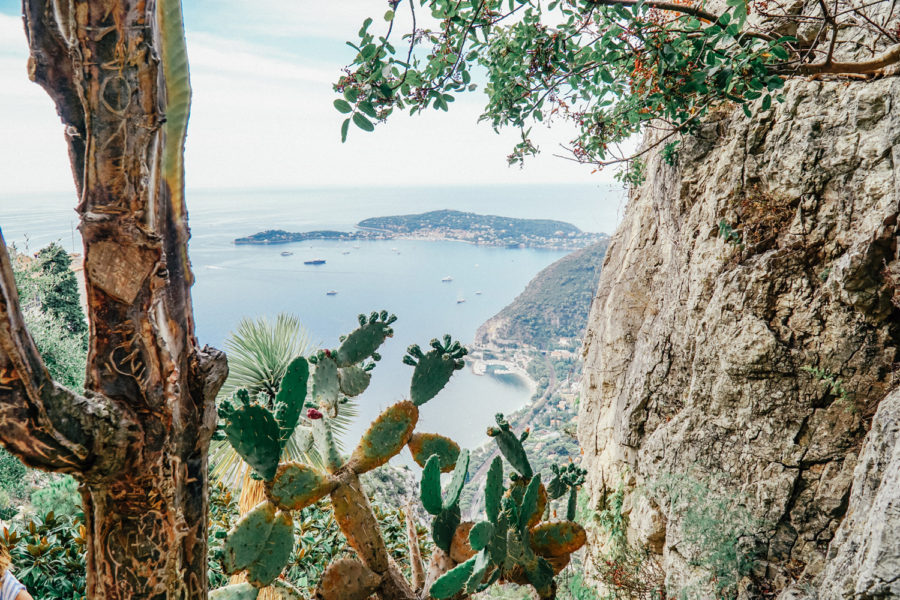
[335,0,898,175]
[1,1,227,597]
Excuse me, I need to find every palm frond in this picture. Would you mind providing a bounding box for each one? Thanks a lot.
[211,312,361,490]
[220,313,312,399]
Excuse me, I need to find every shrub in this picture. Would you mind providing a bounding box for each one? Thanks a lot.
[2,511,86,600]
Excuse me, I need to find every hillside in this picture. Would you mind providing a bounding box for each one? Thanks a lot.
[475,240,609,349]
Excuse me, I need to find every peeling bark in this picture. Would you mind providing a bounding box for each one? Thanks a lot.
[0,1,227,598]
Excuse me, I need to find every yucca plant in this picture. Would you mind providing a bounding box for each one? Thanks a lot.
[211,314,359,490]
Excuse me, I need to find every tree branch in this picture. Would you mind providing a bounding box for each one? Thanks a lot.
[794,42,900,73]
[22,0,87,198]
[0,234,139,481]
[587,0,776,41]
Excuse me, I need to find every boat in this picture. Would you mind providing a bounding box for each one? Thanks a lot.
[326,290,338,296]
[441,276,453,282]
[342,250,351,255]
[280,251,293,256]
[475,291,483,295]
[304,259,326,265]
[457,297,466,304]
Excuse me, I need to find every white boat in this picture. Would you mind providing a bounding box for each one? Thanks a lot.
[457,297,466,304]
[441,276,453,282]
[475,291,483,295]
[280,251,293,256]
[326,290,338,296]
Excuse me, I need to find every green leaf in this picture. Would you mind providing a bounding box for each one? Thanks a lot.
[344,87,360,102]
[358,101,378,119]
[761,94,772,110]
[341,118,350,143]
[384,9,395,21]
[353,112,375,132]
[333,99,353,114]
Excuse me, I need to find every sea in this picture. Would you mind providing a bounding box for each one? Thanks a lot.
[0,184,625,453]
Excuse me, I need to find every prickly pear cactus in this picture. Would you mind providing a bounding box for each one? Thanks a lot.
[215,311,585,600]
[273,356,309,445]
[487,413,533,480]
[403,335,467,405]
[316,557,382,600]
[348,400,419,474]
[335,311,396,366]
[266,462,335,511]
[222,501,294,587]
[428,415,587,599]
[338,364,371,397]
[209,583,259,600]
[223,398,282,481]
[407,432,460,472]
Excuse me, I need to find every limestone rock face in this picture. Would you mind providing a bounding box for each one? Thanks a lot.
[578,74,900,598]
[813,387,900,599]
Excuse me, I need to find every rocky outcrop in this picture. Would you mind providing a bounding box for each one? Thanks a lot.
[812,387,900,599]
[578,74,900,598]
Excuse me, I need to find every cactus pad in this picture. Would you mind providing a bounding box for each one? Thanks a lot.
[404,335,467,405]
[444,448,470,510]
[316,558,382,600]
[266,462,336,511]
[429,555,476,599]
[338,365,371,397]
[407,432,460,472]
[466,549,493,593]
[450,521,477,563]
[518,476,542,532]
[311,353,340,410]
[529,521,587,557]
[224,402,282,481]
[335,311,396,366]
[469,520,494,552]
[348,400,418,474]
[222,501,294,587]
[420,454,444,516]
[485,456,504,524]
[209,583,259,600]
[273,356,309,445]
[506,477,548,529]
[431,503,461,554]
[487,413,533,480]
[269,580,305,599]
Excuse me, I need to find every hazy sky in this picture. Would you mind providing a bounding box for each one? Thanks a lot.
[0,2,612,194]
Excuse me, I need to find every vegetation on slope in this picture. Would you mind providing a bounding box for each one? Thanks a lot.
[478,240,608,349]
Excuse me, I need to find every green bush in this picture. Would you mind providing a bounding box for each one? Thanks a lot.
[0,448,28,510]
[650,474,760,599]
[2,511,86,600]
[31,476,81,520]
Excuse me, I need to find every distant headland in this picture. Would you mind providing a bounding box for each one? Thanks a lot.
[234,209,606,251]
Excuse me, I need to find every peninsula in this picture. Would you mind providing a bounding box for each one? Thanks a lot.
[234,209,606,251]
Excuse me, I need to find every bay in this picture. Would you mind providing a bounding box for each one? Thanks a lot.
[0,184,624,454]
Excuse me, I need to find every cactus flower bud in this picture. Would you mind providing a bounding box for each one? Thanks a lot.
[307,408,323,420]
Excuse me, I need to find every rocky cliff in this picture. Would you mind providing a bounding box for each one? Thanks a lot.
[578,73,900,598]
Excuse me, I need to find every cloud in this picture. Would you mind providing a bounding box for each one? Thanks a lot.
[0,10,611,196]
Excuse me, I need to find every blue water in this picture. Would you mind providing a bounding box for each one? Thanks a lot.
[0,184,625,452]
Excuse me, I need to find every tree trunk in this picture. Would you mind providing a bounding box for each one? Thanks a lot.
[0,1,226,598]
